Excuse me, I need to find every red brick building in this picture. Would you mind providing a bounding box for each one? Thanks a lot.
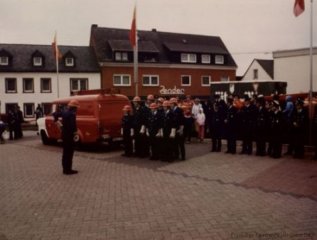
[89,25,237,99]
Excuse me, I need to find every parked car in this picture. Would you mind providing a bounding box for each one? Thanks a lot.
[37,92,130,146]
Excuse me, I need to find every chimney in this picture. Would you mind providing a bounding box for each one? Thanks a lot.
[152,28,157,32]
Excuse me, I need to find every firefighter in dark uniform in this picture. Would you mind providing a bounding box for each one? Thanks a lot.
[7,109,16,140]
[210,103,224,152]
[132,96,150,158]
[170,98,186,160]
[240,95,257,155]
[224,96,238,154]
[121,105,134,157]
[147,103,163,160]
[269,100,284,159]
[292,98,308,158]
[54,99,79,175]
[255,95,268,156]
[162,100,175,161]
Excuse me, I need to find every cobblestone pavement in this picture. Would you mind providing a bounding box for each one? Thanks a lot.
[0,131,316,240]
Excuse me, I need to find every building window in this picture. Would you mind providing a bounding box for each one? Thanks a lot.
[181,75,191,86]
[70,78,88,92]
[42,103,52,115]
[220,76,229,82]
[65,57,74,67]
[5,78,17,93]
[113,75,131,86]
[41,78,51,93]
[253,69,258,80]
[0,56,9,66]
[115,52,128,61]
[23,103,35,118]
[201,54,211,64]
[142,75,159,86]
[23,78,34,93]
[201,76,212,86]
[181,53,197,63]
[215,55,224,64]
[33,57,43,66]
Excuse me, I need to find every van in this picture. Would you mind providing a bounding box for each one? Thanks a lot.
[37,91,130,145]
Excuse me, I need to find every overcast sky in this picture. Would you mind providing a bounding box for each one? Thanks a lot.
[0,0,316,75]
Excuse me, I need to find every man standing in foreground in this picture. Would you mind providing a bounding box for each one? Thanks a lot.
[54,100,79,175]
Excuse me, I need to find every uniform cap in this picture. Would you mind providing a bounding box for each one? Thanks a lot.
[68,99,80,108]
[132,96,141,102]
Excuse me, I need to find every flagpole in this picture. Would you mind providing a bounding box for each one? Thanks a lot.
[54,31,60,98]
[308,0,314,146]
[133,4,138,97]
[56,46,60,99]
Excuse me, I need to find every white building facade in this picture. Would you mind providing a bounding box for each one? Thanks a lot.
[0,44,100,118]
[273,48,317,94]
[242,59,274,81]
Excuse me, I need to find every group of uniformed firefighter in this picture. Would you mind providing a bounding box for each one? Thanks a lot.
[121,93,313,161]
[210,94,310,159]
[121,94,185,162]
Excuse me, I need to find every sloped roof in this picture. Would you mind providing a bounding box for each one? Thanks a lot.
[257,59,274,79]
[90,25,237,67]
[108,40,159,53]
[0,44,99,73]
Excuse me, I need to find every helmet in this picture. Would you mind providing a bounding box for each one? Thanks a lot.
[122,105,132,112]
[169,98,178,104]
[132,96,141,102]
[68,99,80,108]
[149,103,158,109]
[147,94,155,101]
[162,101,171,107]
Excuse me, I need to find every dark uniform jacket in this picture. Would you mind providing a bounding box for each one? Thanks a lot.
[133,105,149,132]
[163,110,175,137]
[122,114,134,136]
[210,110,224,138]
[225,105,238,135]
[61,109,77,141]
[148,111,163,137]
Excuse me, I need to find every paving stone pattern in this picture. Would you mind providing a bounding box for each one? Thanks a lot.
[0,132,316,240]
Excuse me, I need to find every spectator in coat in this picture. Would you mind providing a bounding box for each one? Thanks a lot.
[196,108,206,142]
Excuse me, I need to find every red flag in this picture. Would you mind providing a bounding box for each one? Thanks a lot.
[294,0,305,17]
[52,33,63,60]
[129,6,136,47]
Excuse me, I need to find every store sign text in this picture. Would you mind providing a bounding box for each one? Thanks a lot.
[159,85,185,95]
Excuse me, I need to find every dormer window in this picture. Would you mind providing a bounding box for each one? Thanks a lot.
[33,57,43,66]
[201,54,211,64]
[65,57,74,67]
[0,56,9,66]
[181,53,197,63]
[31,50,44,67]
[115,52,128,61]
[215,55,224,64]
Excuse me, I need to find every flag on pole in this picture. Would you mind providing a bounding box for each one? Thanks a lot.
[129,6,136,47]
[294,0,305,17]
[52,32,62,60]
